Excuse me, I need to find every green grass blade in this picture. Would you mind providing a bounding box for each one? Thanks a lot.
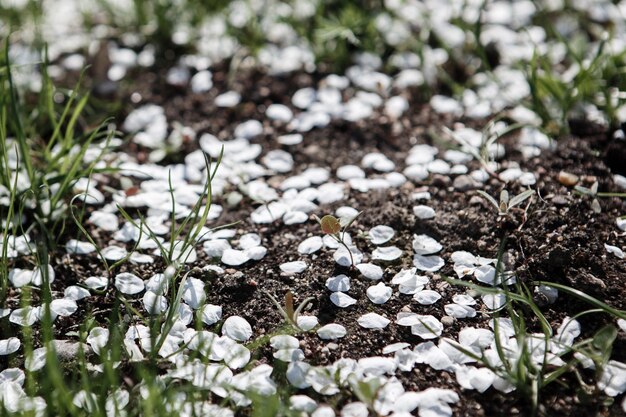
[533,281,626,320]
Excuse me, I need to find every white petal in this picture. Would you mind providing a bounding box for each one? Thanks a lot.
[296,316,319,331]
[143,291,168,315]
[317,324,347,340]
[413,290,442,305]
[182,277,206,309]
[234,120,263,139]
[278,133,303,145]
[280,261,308,275]
[215,91,240,107]
[452,294,476,306]
[356,263,384,280]
[239,233,262,249]
[86,327,109,355]
[410,315,444,339]
[89,211,119,231]
[146,273,168,294]
[330,292,357,308]
[334,246,363,267]
[102,245,128,261]
[201,304,222,326]
[245,245,267,260]
[9,269,32,287]
[366,283,393,304]
[382,342,410,354]
[474,264,496,285]
[324,233,352,249]
[412,234,442,255]
[482,293,506,310]
[455,366,495,393]
[451,251,478,265]
[290,394,317,412]
[458,327,494,348]
[25,347,47,371]
[270,335,300,350]
[0,338,20,355]
[84,276,108,290]
[1,381,26,412]
[337,165,365,180]
[114,273,145,295]
[221,249,250,266]
[341,402,369,417]
[223,344,251,369]
[9,307,39,326]
[413,254,444,272]
[64,286,91,301]
[65,239,96,254]
[298,236,324,254]
[50,299,78,317]
[372,246,403,261]
[222,316,253,342]
[357,313,390,329]
[287,361,312,389]
[605,244,625,259]
[357,356,397,376]
[203,239,231,258]
[326,274,351,292]
[263,149,294,173]
[369,225,395,245]
[283,211,309,225]
[274,348,305,363]
[316,183,345,204]
[444,303,476,319]
[30,264,55,286]
[266,104,293,122]
[396,312,422,326]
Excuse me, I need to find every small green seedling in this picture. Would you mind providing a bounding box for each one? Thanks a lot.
[314,212,361,269]
[477,189,534,216]
[264,290,314,332]
[574,181,626,214]
[575,181,601,213]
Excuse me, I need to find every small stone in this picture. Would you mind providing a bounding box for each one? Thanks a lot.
[469,195,484,205]
[552,195,569,206]
[453,175,479,191]
[52,340,91,361]
[441,316,455,326]
[430,174,450,188]
[579,270,607,289]
[557,171,579,186]
[413,205,435,219]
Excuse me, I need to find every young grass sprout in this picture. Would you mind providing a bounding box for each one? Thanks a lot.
[445,238,626,416]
